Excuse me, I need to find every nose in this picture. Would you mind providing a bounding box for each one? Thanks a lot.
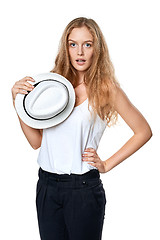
[77,45,84,56]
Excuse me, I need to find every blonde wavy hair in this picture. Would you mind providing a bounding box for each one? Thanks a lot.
[50,17,120,127]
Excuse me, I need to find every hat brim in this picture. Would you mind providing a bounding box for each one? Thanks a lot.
[15,72,76,129]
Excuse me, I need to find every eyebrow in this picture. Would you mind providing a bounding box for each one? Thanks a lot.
[68,39,93,43]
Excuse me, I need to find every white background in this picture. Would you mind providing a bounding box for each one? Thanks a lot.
[0,0,159,239]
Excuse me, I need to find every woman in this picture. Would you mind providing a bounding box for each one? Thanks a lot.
[11,17,152,240]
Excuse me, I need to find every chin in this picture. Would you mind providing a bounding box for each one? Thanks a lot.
[74,65,90,72]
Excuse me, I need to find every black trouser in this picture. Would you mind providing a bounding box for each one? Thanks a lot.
[36,167,107,240]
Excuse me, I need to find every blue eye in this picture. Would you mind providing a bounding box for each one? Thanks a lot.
[70,43,76,47]
[85,43,91,47]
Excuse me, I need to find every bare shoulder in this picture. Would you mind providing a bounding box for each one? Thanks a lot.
[113,85,133,112]
[113,85,152,135]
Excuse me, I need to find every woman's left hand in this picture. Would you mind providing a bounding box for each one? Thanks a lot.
[82,148,106,173]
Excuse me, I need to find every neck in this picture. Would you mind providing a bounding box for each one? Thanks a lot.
[77,71,85,84]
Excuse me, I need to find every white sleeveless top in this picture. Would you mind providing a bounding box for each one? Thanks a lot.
[37,98,107,175]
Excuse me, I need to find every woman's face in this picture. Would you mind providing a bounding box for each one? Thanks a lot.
[68,26,94,75]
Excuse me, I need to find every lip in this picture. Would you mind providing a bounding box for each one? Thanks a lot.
[75,59,86,65]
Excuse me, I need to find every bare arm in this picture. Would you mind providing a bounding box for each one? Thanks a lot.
[12,76,43,150]
[104,86,152,172]
[17,114,43,150]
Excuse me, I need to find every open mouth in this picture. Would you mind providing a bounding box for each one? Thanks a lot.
[76,59,86,62]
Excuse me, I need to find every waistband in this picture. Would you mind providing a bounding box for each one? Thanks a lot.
[39,167,100,182]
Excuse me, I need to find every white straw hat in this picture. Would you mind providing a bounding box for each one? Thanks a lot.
[15,72,76,129]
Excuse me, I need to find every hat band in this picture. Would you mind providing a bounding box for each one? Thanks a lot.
[23,79,69,121]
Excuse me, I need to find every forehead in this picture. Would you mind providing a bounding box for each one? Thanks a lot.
[68,26,93,41]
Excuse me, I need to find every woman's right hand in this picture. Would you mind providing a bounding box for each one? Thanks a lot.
[11,76,35,108]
